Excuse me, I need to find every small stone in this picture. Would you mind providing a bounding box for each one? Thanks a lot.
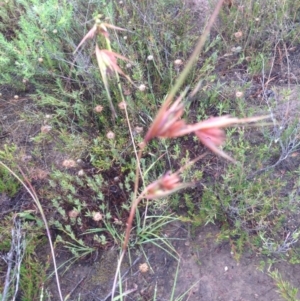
[224,266,228,272]
[231,46,242,53]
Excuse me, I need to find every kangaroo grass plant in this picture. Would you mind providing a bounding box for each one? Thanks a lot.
[73,0,269,299]
[3,0,291,299]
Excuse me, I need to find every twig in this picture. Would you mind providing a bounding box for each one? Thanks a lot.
[1,232,14,301]
[1,218,25,301]
[103,254,141,301]
[64,276,87,301]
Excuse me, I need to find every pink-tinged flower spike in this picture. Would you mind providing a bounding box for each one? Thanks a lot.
[95,46,134,85]
[122,152,206,251]
[74,24,97,54]
[194,122,232,162]
[144,88,189,143]
[74,23,126,54]
[191,115,269,162]
[145,171,193,199]
[95,46,134,118]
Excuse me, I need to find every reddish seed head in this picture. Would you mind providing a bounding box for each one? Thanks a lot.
[195,127,225,148]
[146,171,181,198]
[144,94,186,143]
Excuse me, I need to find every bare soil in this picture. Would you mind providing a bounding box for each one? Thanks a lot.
[45,223,300,301]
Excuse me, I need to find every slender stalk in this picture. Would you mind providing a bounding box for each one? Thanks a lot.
[111,1,225,299]
[164,0,225,106]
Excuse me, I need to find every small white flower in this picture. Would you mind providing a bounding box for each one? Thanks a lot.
[78,169,85,176]
[174,59,183,66]
[106,131,115,139]
[93,212,103,221]
[235,91,243,98]
[138,84,146,92]
[147,55,154,61]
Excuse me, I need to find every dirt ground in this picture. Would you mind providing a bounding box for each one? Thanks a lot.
[44,223,300,301]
